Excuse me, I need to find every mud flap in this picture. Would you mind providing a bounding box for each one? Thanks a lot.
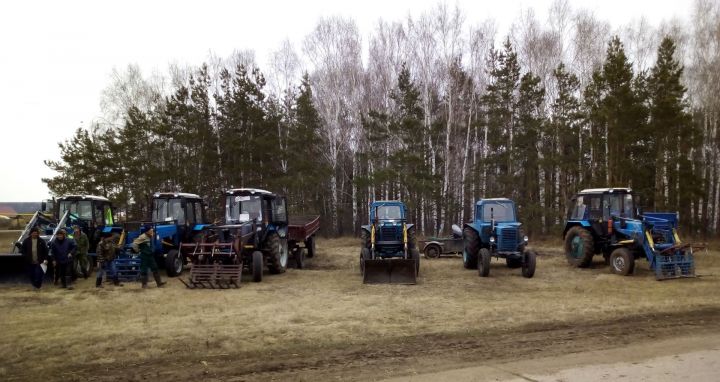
[362,259,417,284]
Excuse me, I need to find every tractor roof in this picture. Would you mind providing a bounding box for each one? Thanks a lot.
[578,188,633,195]
[153,192,202,200]
[477,198,513,204]
[225,188,275,197]
[58,194,110,202]
[371,200,405,206]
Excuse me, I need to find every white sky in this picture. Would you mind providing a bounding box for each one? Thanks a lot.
[0,0,692,202]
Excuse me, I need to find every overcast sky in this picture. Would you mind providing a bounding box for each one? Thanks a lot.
[0,0,692,202]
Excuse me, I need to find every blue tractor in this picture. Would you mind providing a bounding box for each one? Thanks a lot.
[359,200,420,284]
[113,192,211,281]
[563,188,698,280]
[462,198,536,278]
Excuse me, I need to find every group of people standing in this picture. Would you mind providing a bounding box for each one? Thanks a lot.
[18,224,165,290]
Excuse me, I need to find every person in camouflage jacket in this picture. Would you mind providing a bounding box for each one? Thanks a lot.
[134,225,166,289]
[72,224,90,280]
[95,232,122,287]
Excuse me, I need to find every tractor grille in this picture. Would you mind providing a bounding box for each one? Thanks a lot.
[497,228,518,252]
[380,226,400,241]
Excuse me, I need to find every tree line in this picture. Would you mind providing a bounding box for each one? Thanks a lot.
[44,0,720,238]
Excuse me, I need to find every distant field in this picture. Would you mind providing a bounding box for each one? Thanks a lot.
[0,230,20,253]
[0,237,718,381]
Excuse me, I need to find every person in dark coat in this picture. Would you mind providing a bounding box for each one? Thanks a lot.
[20,227,50,289]
[50,229,77,290]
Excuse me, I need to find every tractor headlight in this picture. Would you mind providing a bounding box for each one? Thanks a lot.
[489,236,495,244]
[523,235,529,243]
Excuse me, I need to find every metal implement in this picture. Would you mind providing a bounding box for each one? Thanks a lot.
[179,242,242,288]
[362,258,417,284]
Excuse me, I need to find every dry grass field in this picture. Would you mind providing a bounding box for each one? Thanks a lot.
[0,237,718,381]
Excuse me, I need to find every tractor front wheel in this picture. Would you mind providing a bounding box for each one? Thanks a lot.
[564,226,594,268]
[463,227,480,269]
[610,247,635,276]
[478,248,491,277]
[266,233,288,274]
[252,251,263,282]
[522,249,537,278]
[360,247,371,275]
[165,249,183,277]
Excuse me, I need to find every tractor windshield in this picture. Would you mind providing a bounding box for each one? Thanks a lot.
[376,205,402,220]
[226,195,262,223]
[152,198,185,223]
[603,193,635,219]
[58,200,93,221]
[481,202,515,222]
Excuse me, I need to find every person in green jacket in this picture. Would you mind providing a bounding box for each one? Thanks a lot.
[133,225,166,289]
[72,224,90,279]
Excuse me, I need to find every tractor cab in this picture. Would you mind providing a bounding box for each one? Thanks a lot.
[151,192,207,244]
[54,195,116,251]
[224,188,287,227]
[473,198,527,254]
[367,201,408,256]
[564,188,640,240]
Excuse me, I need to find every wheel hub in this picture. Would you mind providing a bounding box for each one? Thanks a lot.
[614,256,625,271]
[571,236,583,259]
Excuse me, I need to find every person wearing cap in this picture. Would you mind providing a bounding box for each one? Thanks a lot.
[49,228,77,289]
[96,232,122,288]
[19,227,50,290]
[133,225,166,288]
[71,224,90,280]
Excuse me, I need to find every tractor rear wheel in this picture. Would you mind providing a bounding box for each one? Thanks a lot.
[506,257,522,268]
[463,227,480,269]
[165,249,183,277]
[478,248,491,277]
[610,247,634,276]
[305,236,316,258]
[266,233,288,274]
[295,248,305,269]
[522,249,537,278]
[564,226,594,268]
[424,244,441,259]
[252,251,263,282]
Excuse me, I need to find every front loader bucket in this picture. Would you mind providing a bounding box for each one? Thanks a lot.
[363,259,417,284]
[654,248,696,280]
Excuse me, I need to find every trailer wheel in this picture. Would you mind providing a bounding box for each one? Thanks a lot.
[463,227,480,269]
[305,236,316,258]
[252,251,263,282]
[610,247,634,276]
[165,249,183,277]
[295,248,305,269]
[522,249,537,278]
[564,226,594,268]
[478,248,491,277]
[424,244,441,259]
[266,233,287,274]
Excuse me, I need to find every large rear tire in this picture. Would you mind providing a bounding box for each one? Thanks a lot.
[564,226,594,268]
[463,227,480,269]
[478,248,491,277]
[610,247,634,276]
[266,233,288,274]
[522,249,537,278]
[165,249,183,277]
[305,236,316,258]
[252,251,263,282]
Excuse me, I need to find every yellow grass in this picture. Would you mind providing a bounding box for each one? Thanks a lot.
[0,238,718,378]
